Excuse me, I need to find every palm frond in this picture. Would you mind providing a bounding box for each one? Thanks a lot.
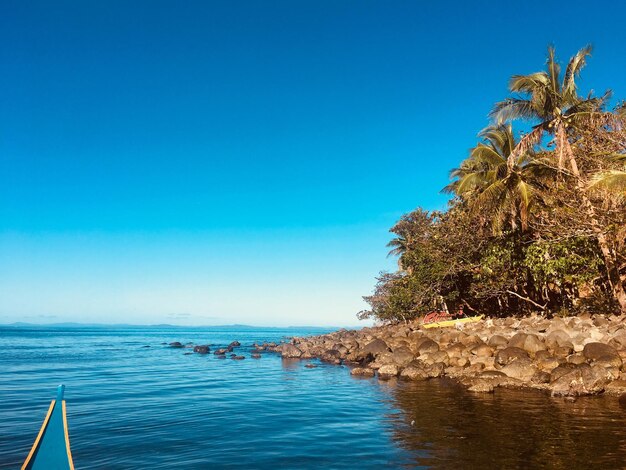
[562,45,592,103]
[490,98,537,124]
[546,46,561,95]
[509,73,549,94]
[588,170,626,193]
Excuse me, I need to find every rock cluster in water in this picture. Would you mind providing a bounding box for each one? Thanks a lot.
[269,313,626,398]
[167,340,277,360]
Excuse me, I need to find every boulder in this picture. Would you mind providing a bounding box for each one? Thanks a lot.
[416,338,440,355]
[392,346,415,367]
[169,342,184,348]
[487,335,508,348]
[471,344,494,358]
[377,364,400,380]
[545,329,572,349]
[362,338,390,358]
[549,363,609,397]
[522,334,546,356]
[583,342,620,362]
[281,343,303,358]
[193,345,209,354]
[495,347,529,366]
[467,379,495,393]
[399,365,429,381]
[507,333,528,349]
[351,367,375,377]
[501,358,537,381]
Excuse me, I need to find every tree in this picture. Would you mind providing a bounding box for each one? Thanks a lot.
[491,46,626,312]
[446,124,540,234]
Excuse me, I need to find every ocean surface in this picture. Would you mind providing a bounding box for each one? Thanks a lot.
[1,325,626,469]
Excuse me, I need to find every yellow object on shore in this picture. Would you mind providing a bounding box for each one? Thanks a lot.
[422,315,483,329]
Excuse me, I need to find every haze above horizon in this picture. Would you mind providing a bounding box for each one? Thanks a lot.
[2,1,625,326]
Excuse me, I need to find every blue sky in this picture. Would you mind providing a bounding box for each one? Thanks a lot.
[1,1,625,326]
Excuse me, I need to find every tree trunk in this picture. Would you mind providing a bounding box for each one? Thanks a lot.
[565,138,626,313]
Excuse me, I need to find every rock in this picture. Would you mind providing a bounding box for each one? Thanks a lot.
[535,354,560,371]
[488,335,509,348]
[567,353,587,365]
[471,344,494,358]
[392,346,415,366]
[399,365,429,381]
[320,350,342,364]
[620,393,626,409]
[545,329,572,349]
[169,342,184,348]
[583,342,620,362]
[550,363,609,396]
[605,380,626,396]
[429,350,450,366]
[495,347,529,366]
[377,364,400,380]
[229,341,241,348]
[281,343,303,358]
[232,355,245,360]
[507,333,528,349]
[468,380,495,393]
[214,348,228,355]
[193,345,209,354]
[304,363,318,369]
[501,358,537,381]
[428,362,446,378]
[595,354,623,370]
[361,339,390,359]
[478,370,506,379]
[351,367,375,377]
[416,338,439,355]
[531,371,551,384]
[522,334,546,356]
[445,343,466,359]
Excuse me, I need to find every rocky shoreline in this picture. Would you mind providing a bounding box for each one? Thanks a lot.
[269,314,626,399]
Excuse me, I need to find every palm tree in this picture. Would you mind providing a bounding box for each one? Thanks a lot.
[447,124,539,234]
[492,46,626,312]
[491,46,612,170]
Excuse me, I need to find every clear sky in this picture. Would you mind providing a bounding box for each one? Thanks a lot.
[1,1,625,326]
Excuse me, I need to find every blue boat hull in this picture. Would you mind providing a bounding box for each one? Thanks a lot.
[22,385,74,470]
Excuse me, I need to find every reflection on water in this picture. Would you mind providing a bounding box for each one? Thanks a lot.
[383,378,626,469]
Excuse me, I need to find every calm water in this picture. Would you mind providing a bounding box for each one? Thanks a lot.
[1,326,625,469]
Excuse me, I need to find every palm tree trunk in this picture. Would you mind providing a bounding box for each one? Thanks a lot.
[565,141,626,313]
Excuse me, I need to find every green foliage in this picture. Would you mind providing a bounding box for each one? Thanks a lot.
[523,238,602,288]
[360,45,626,322]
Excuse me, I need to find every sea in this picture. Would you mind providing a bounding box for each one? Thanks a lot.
[1,325,625,469]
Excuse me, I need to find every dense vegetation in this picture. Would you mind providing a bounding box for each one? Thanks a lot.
[359,46,626,322]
